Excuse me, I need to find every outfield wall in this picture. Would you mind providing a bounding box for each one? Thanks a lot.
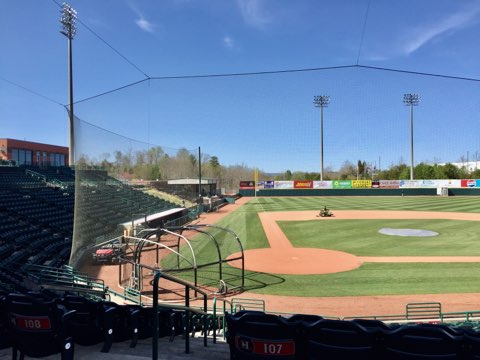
[239,188,438,196]
[238,179,480,196]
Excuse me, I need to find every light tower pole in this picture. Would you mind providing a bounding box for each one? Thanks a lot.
[60,3,77,167]
[403,93,420,180]
[314,95,330,181]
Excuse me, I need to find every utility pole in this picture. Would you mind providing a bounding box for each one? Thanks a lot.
[403,93,420,180]
[313,95,330,181]
[60,3,77,167]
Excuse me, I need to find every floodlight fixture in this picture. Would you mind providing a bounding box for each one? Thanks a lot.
[403,93,420,106]
[60,3,77,39]
[403,93,421,180]
[313,95,330,108]
[313,95,331,181]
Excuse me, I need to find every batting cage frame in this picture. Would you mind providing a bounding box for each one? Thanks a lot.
[114,223,244,301]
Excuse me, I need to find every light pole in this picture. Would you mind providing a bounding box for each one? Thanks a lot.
[403,93,420,180]
[313,95,330,181]
[60,3,77,167]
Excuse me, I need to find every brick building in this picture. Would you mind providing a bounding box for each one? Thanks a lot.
[0,138,68,166]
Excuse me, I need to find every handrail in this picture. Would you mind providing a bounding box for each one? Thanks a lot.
[152,270,208,359]
[212,297,233,343]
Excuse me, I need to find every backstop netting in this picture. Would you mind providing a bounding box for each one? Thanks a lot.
[69,67,480,300]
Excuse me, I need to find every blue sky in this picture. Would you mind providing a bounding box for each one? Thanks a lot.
[2,0,480,172]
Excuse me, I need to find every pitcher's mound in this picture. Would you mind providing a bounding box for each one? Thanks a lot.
[379,228,439,237]
[227,248,362,275]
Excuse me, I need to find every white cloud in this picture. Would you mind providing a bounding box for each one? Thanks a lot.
[135,17,156,33]
[237,0,272,29]
[223,36,235,49]
[127,1,157,33]
[401,3,480,56]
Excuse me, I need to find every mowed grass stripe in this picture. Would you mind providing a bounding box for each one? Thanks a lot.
[239,262,480,297]
[244,196,480,213]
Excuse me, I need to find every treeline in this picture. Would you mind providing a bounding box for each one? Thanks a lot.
[274,161,480,181]
[77,147,480,192]
[76,147,253,193]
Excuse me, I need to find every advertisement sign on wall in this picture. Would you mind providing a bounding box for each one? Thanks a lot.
[436,180,461,188]
[399,180,423,188]
[313,181,333,189]
[264,180,275,189]
[274,181,294,189]
[239,181,255,189]
[461,179,477,188]
[352,180,372,188]
[332,180,352,189]
[379,180,400,188]
[294,180,313,189]
[419,180,438,188]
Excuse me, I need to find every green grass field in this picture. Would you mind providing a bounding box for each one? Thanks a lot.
[161,196,480,297]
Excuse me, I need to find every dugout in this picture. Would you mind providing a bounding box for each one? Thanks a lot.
[120,208,187,236]
[151,178,217,200]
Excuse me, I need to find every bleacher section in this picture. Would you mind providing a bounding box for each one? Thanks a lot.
[0,165,178,294]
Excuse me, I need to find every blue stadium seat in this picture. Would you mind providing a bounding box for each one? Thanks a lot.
[304,319,378,360]
[226,311,300,360]
[5,292,75,360]
[57,295,116,352]
[383,324,464,359]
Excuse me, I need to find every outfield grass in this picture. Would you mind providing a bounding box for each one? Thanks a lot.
[161,196,480,297]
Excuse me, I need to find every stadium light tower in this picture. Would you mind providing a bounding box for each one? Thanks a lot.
[403,93,420,180]
[60,3,77,166]
[314,95,330,181]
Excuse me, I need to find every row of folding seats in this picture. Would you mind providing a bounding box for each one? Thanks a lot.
[0,292,210,359]
[227,310,480,360]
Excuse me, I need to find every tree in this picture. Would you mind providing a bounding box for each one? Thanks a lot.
[338,161,356,180]
[209,156,220,169]
[414,162,435,179]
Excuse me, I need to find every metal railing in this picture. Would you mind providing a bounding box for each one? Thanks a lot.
[152,270,209,359]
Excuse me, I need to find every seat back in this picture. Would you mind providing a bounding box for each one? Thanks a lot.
[58,295,107,346]
[304,319,376,360]
[384,324,463,360]
[5,293,74,359]
[227,311,299,360]
[0,295,11,350]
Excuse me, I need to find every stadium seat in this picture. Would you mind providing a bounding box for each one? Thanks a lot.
[304,319,378,360]
[0,294,11,350]
[57,295,115,352]
[4,292,75,360]
[383,324,464,359]
[226,311,300,360]
[351,318,400,331]
[286,314,324,326]
[102,300,140,347]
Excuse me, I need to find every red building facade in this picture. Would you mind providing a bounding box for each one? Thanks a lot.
[0,138,69,166]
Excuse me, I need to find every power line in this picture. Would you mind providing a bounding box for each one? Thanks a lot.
[75,115,197,154]
[51,0,150,79]
[74,78,149,105]
[0,76,64,106]
[357,65,480,83]
[149,65,356,80]
[356,0,371,65]
[75,64,480,104]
